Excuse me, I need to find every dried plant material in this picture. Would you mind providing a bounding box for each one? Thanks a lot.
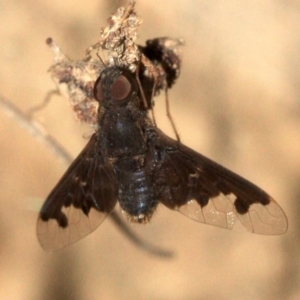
[46,1,183,125]
[47,38,102,125]
[86,0,142,72]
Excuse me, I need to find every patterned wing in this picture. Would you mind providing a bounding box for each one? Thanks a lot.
[153,129,288,235]
[37,134,118,250]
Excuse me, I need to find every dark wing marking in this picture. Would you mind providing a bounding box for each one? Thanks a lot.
[37,134,118,251]
[152,128,288,235]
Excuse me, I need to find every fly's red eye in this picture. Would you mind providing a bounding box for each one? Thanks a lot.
[111,75,132,100]
[94,77,103,102]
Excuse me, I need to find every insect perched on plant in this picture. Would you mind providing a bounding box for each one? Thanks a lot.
[37,1,287,251]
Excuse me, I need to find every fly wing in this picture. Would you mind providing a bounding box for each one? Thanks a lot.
[152,129,288,235]
[37,134,118,251]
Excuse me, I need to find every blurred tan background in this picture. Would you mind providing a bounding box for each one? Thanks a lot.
[1,0,300,299]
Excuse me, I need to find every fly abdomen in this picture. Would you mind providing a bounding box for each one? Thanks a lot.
[117,169,158,223]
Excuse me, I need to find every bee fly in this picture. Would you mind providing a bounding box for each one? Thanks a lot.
[37,64,288,251]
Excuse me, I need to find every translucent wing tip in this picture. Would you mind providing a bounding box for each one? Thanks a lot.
[37,207,107,251]
[246,201,288,235]
[178,195,288,235]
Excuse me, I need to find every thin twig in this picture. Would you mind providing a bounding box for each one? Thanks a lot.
[110,211,173,258]
[27,89,60,119]
[0,94,73,165]
[0,94,173,258]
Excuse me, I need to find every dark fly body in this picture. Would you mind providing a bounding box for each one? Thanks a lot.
[37,66,288,251]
